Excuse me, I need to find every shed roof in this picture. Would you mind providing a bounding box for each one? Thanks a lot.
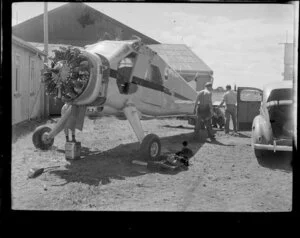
[12,35,46,56]
[12,3,159,47]
[148,44,213,75]
[29,42,84,58]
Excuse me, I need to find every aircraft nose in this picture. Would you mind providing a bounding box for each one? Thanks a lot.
[43,48,92,102]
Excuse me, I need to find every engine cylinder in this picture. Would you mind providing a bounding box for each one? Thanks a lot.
[43,47,104,106]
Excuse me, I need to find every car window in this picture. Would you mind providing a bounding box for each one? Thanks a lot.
[240,89,262,101]
[267,88,293,102]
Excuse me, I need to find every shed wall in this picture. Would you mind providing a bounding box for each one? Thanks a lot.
[12,44,45,124]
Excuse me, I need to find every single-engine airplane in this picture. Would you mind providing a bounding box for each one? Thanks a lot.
[32,39,211,160]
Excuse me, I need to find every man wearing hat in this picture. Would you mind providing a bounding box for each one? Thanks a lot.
[193,81,215,140]
[219,85,237,135]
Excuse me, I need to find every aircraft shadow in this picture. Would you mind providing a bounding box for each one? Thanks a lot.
[12,118,51,143]
[162,125,194,130]
[256,151,293,173]
[234,132,251,138]
[50,132,205,186]
[205,139,235,146]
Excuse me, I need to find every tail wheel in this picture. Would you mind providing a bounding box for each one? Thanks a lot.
[140,134,161,161]
[32,126,54,150]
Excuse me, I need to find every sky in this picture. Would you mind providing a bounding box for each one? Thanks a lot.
[12,2,298,89]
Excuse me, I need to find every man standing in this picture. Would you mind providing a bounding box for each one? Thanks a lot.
[193,82,215,140]
[219,85,237,135]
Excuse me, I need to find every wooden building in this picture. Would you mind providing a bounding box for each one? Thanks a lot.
[148,44,213,91]
[12,35,46,124]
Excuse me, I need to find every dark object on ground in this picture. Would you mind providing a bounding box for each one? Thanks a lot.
[132,153,189,171]
[27,166,60,179]
[28,168,44,179]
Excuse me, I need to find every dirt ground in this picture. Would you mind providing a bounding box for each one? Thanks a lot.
[11,116,293,211]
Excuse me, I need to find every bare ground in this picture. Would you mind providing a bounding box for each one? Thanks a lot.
[11,117,293,211]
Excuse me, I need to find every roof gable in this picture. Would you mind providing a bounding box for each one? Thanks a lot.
[12,3,159,47]
[148,44,213,74]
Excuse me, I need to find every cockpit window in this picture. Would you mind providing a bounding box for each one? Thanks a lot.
[145,64,163,85]
[116,52,137,94]
[119,57,134,68]
[150,65,163,85]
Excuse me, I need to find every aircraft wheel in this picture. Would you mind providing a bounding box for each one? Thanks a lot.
[140,134,161,161]
[32,126,54,150]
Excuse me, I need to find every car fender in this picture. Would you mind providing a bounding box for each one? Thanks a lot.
[252,115,273,145]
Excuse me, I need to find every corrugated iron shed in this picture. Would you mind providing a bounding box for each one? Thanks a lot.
[12,3,159,47]
[148,44,213,78]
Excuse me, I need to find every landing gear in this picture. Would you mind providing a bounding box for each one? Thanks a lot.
[123,105,162,161]
[32,126,54,150]
[140,134,161,161]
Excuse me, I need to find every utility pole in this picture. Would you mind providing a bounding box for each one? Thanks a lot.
[43,2,49,117]
[279,31,294,81]
[16,8,18,24]
[44,2,48,64]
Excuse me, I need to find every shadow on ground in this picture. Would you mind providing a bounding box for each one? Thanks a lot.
[256,151,293,172]
[50,132,205,186]
[162,125,194,130]
[235,132,251,138]
[12,118,57,143]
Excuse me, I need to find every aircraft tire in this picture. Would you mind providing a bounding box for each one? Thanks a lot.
[140,134,161,161]
[32,126,54,150]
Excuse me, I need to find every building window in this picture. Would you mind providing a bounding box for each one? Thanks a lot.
[15,54,21,93]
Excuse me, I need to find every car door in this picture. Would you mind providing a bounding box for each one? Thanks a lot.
[237,87,263,131]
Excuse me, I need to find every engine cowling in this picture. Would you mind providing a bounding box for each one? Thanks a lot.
[43,47,106,106]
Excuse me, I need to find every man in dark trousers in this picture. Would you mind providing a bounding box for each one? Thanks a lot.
[193,82,215,140]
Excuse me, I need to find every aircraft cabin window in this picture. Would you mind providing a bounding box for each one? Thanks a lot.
[150,65,163,85]
[117,53,137,94]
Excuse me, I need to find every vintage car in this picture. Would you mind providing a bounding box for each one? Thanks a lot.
[250,81,294,158]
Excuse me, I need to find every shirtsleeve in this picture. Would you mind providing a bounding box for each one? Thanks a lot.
[223,93,227,103]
